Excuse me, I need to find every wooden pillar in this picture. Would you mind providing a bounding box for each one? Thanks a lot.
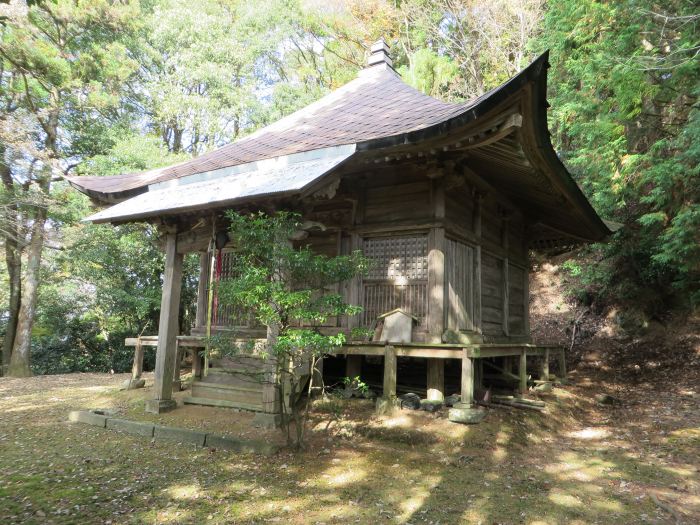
[519,349,528,393]
[345,355,362,380]
[383,345,397,398]
[195,252,208,330]
[501,215,510,337]
[476,358,484,389]
[558,347,567,380]
[523,236,531,339]
[473,192,483,334]
[346,233,363,330]
[461,348,474,405]
[426,358,444,401]
[146,231,183,414]
[172,341,183,391]
[131,338,144,380]
[427,227,446,343]
[540,348,550,380]
[191,347,202,379]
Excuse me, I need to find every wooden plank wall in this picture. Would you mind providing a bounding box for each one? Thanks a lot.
[445,239,475,331]
[481,251,504,336]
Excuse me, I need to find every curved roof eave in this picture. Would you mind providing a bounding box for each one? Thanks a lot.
[355,51,611,242]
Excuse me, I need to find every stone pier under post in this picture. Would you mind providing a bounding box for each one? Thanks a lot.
[145,230,183,414]
[448,348,484,424]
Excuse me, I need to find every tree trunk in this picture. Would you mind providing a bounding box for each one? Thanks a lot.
[2,238,21,375]
[1,153,21,374]
[8,177,49,377]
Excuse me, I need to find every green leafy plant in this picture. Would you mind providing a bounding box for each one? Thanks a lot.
[215,211,368,448]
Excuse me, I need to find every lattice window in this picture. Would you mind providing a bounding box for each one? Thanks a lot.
[361,235,428,328]
[363,236,428,281]
[206,250,257,328]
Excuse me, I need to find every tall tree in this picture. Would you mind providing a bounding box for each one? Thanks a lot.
[0,0,141,375]
[532,0,700,311]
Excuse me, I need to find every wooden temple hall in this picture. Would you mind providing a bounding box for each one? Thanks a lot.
[68,41,611,423]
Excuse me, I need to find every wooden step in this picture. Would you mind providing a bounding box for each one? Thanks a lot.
[192,380,263,407]
[182,396,263,411]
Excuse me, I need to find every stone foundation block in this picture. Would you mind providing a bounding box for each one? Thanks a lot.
[144,398,177,414]
[68,411,107,428]
[154,425,206,446]
[106,418,155,437]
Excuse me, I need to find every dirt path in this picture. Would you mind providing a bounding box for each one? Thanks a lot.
[0,367,698,524]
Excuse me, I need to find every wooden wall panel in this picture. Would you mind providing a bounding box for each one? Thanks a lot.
[508,263,527,335]
[364,179,432,223]
[446,239,475,331]
[445,186,474,231]
[481,252,504,336]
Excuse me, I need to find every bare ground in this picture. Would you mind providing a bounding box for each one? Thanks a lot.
[0,363,698,525]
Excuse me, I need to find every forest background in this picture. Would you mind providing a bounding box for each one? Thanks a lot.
[0,0,697,376]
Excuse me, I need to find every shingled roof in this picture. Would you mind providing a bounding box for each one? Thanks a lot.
[68,41,612,243]
[67,56,469,200]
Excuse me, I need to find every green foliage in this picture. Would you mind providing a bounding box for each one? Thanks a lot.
[215,211,368,447]
[531,0,700,311]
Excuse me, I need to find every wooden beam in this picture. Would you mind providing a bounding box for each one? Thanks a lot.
[461,348,474,405]
[426,358,445,401]
[383,345,397,398]
[146,231,184,413]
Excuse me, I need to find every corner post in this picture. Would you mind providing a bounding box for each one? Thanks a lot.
[427,175,446,344]
[146,230,183,414]
[460,348,474,405]
[519,349,528,393]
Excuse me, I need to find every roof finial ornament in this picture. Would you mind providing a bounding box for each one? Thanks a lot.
[368,38,393,68]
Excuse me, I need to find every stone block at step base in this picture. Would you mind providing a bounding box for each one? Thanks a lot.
[251,412,282,429]
[375,396,401,415]
[154,425,206,446]
[420,399,443,413]
[68,410,108,428]
[144,398,177,414]
[120,378,146,391]
[448,406,486,424]
[106,418,155,437]
[204,434,277,455]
